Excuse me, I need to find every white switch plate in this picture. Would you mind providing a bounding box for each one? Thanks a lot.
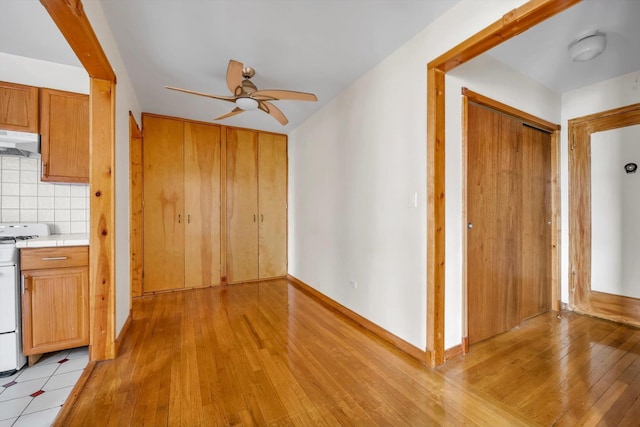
[409,192,418,208]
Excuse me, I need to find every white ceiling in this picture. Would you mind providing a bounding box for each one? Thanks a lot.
[488,0,640,93]
[1,0,637,133]
[0,0,461,133]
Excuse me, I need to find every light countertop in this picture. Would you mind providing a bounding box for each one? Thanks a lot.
[16,234,90,248]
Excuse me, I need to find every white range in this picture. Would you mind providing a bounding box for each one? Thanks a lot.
[0,223,50,377]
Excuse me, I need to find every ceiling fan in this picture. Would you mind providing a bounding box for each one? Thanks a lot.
[165,59,317,125]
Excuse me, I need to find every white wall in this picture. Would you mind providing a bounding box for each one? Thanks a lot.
[0,52,88,94]
[590,124,640,298]
[81,0,141,336]
[288,0,528,350]
[561,71,640,303]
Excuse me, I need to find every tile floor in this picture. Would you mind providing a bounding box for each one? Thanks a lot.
[0,347,88,427]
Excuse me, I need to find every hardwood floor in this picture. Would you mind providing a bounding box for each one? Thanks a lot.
[59,280,640,426]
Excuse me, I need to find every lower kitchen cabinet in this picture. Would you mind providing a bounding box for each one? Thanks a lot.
[21,246,89,357]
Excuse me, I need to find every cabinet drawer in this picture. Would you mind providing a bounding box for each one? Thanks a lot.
[21,246,88,270]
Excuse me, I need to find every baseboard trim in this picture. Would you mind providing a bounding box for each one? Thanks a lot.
[287,274,426,363]
[115,310,132,357]
[52,360,97,427]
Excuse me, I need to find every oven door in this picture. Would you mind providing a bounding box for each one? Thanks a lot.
[0,264,18,334]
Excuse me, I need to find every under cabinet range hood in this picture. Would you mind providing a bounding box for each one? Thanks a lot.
[0,130,40,158]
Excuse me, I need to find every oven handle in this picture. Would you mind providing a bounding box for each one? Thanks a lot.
[21,274,25,294]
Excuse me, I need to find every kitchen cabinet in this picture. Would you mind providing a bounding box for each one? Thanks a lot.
[21,246,89,357]
[226,128,287,284]
[40,88,89,183]
[0,81,39,133]
[142,114,221,293]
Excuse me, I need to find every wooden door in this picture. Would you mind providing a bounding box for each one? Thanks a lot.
[22,267,89,355]
[227,128,259,283]
[467,102,523,344]
[520,125,552,319]
[40,88,89,183]
[258,133,287,278]
[143,115,185,292]
[0,81,39,132]
[184,122,221,288]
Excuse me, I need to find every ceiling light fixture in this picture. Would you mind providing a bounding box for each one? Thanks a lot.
[569,31,607,62]
[235,97,259,111]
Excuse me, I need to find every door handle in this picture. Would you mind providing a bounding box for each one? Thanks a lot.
[467,222,473,229]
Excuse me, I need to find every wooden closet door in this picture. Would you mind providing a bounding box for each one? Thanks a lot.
[184,122,221,288]
[520,125,552,319]
[143,116,185,292]
[467,102,522,345]
[258,133,287,278]
[227,128,259,283]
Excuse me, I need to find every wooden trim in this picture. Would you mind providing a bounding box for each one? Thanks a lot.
[287,275,426,363]
[88,78,116,361]
[428,0,581,73]
[41,0,117,363]
[551,129,561,311]
[426,66,445,368]
[129,113,143,299]
[444,342,465,362]
[52,360,97,427]
[220,126,227,284]
[38,0,115,82]
[569,102,640,326]
[462,88,559,132]
[115,310,132,356]
[426,0,578,367]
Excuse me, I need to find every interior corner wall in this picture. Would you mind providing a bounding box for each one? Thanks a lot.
[561,70,640,304]
[82,0,142,337]
[288,0,528,351]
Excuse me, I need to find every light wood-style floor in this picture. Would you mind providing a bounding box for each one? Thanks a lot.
[59,279,640,426]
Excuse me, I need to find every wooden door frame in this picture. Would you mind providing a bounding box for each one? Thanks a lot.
[569,103,640,326]
[41,0,117,361]
[426,0,580,367]
[130,113,143,299]
[461,89,561,351]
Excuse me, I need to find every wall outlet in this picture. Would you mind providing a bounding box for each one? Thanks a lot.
[349,280,357,289]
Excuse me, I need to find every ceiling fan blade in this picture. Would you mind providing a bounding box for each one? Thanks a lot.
[165,86,236,102]
[258,101,288,125]
[227,60,244,95]
[215,107,244,121]
[252,89,317,102]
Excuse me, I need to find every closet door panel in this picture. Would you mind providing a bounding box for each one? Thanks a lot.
[143,116,185,292]
[227,129,259,283]
[258,133,287,278]
[184,122,222,288]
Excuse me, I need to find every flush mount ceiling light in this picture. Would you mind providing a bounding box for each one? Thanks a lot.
[569,31,607,62]
[235,97,259,111]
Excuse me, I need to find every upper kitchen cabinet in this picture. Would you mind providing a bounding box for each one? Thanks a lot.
[142,114,222,293]
[40,88,89,183]
[0,81,39,133]
[226,128,287,284]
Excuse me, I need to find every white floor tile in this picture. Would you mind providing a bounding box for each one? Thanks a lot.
[0,378,47,402]
[0,396,31,421]
[55,357,87,375]
[15,363,59,382]
[66,347,89,360]
[43,370,82,392]
[22,386,72,415]
[13,406,60,427]
[36,350,71,366]
[0,417,17,427]
[0,370,23,386]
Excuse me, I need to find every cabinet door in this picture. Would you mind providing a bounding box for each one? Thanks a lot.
[258,133,288,278]
[227,128,259,283]
[143,115,185,292]
[184,122,221,288]
[0,81,39,132]
[40,88,89,183]
[22,267,89,355]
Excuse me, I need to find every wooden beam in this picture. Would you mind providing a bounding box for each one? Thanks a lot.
[39,0,115,82]
[89,78,116,360]
[426,0,580,367]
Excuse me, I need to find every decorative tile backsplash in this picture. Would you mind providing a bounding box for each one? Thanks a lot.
[0,156,89,234]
